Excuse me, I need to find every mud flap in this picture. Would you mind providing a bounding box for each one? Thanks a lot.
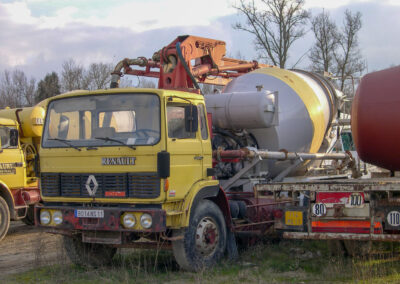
[226,228,238,260]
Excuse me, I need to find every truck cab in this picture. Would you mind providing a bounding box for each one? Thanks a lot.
[36,88,223,270]
[0,114,42,241]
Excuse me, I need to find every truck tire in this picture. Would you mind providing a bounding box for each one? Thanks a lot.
[343,240,372,257]
[21,205,35,225]
[327,240,346,256]
[0,196,10,241]
[172,200,227,271]
[63,235,117,267]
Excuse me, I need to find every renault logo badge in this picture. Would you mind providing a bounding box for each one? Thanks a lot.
[86,175,98,197]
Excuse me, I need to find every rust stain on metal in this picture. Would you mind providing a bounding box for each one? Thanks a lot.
[283,232,400,242]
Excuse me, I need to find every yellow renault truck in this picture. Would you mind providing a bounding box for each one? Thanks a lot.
[0,105,44,240]
[36,88,225,270]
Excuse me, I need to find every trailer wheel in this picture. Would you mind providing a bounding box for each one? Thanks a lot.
[63,235,117,267]
[21,205,35,225]
[327,240,346,256]
[0,196,10,241]
[172,200,227,271]
[343,240,372,257]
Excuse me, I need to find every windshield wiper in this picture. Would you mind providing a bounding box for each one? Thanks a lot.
[94,137,136,150]
[48,138,81,151]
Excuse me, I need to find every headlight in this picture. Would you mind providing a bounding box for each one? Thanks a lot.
[122,213,136,229]
[52,211,63,225]
[40,210,51,225]
[140,213,152,229]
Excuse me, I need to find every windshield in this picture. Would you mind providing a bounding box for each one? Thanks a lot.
[42,93,160,148]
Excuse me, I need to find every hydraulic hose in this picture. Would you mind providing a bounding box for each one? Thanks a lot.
[175,42,201,91]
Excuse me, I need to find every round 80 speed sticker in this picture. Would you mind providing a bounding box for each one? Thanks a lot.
[312,203,327,217]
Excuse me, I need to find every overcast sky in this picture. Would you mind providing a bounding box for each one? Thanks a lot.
[0,0,399,80]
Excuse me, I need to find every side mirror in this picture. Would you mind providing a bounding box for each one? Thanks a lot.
[157,151,170,179]
[9,129,19,147]
[184,105,198,133]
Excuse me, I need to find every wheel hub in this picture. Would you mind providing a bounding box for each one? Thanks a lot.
[195,217,219,256]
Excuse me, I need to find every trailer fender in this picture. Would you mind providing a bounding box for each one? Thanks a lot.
[0,181,15,219]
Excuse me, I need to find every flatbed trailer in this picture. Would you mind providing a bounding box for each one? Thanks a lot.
[254,178,400,242]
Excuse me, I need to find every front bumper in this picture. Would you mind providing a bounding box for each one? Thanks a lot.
[34,204,166,233]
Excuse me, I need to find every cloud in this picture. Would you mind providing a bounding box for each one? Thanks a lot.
[0,0,399,81]
[1,0,236,31]
[0,3,233,79]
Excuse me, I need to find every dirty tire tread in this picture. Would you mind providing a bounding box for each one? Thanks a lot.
[327,240,346,256]
[63,235,117,267]
[0,196,10,241]
[172,199,227,271]
[344,240,372,257]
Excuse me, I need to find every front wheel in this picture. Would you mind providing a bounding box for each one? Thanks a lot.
[172,200,227,271]
[63,235,117,267]
[0,196,10,241]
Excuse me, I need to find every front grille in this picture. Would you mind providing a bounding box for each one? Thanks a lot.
[41,173,60,196]
[41,173,160,199]
[129,173,161,199]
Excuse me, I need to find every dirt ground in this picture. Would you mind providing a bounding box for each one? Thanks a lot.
[0,221,68,277]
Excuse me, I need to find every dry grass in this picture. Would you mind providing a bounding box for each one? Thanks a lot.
[4,239,400,283]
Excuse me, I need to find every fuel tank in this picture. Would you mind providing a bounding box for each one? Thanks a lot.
[352,66,400,170]
[206,67,340,177]
[0,106,45,138]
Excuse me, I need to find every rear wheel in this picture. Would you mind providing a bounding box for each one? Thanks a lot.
[63,235,117,267]
[172,200,227,271]
[343,240,372,257]
[327,240,346,256]
[0,196,10,241]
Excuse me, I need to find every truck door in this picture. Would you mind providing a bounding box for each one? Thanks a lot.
[197,103,212,179]
[0,126,24,188]
[166,101,202,200]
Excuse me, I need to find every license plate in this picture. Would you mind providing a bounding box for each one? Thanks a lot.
[75,209,104,218]
[285,211,303,226]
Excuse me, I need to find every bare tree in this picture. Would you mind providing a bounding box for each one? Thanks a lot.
[86,62,113,90]
[309,10,338,73]
[12,70,36,106]
[61,59,88,92]
[137,78,156,88]
[0,69,36,108]
[335,9,366,92]
[233,0,309,68]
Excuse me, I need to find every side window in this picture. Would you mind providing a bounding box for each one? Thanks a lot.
[0,127,17,149]
[198,104,208,140]
[167,104,196,139]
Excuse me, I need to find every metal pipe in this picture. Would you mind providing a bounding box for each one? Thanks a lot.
[248,150,349,161]
[234,220,276,229]
[110,57,151,88]
[283,232,400,242]
[213,149,349,161]
[331,118,351,126]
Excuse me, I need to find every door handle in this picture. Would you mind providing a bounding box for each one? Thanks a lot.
[194,156,203,160]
